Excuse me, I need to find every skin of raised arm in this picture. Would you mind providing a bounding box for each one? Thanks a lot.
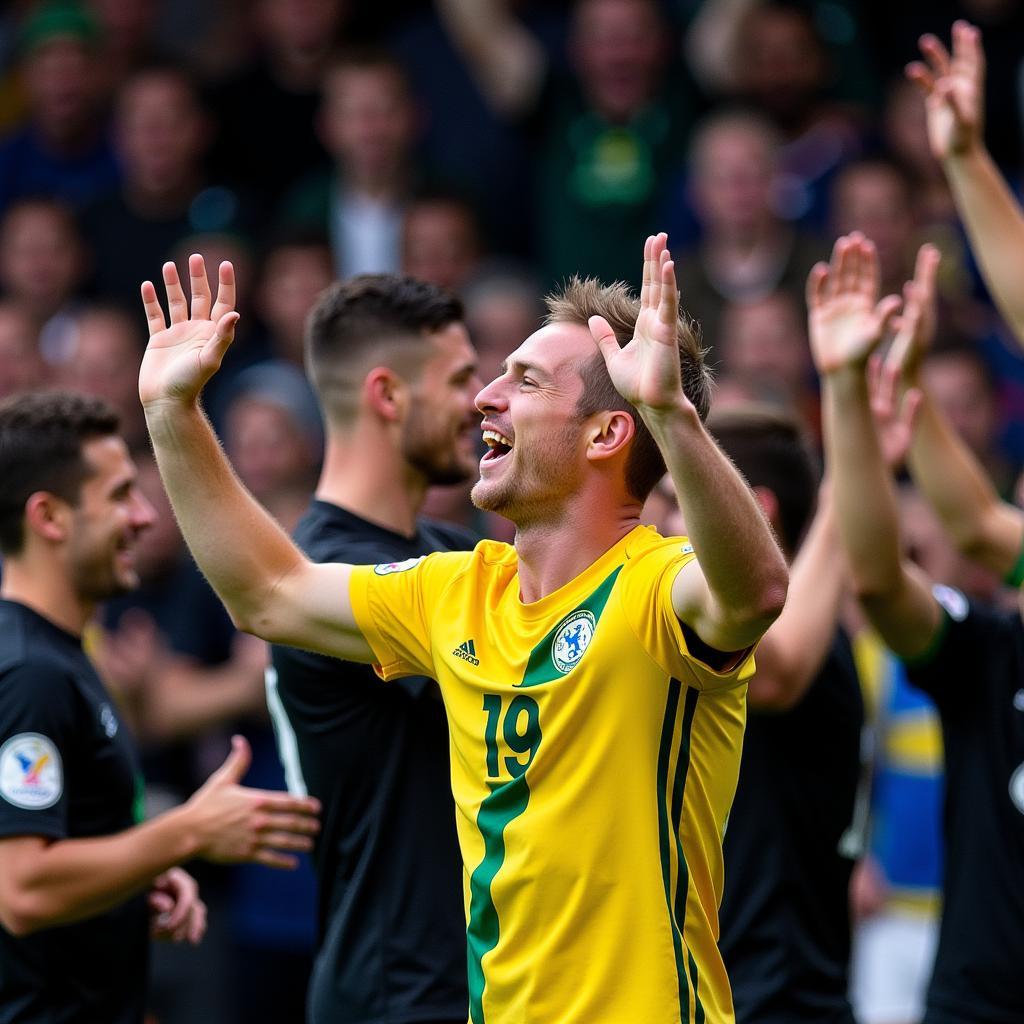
[908,21,1024,345]
[435,0,545,115]
[590,234,788,651]
[810,236,942,659]
[883,244,1024,575]
[0,736,319,936]
[747,483,847,711]
[139,256,374,662]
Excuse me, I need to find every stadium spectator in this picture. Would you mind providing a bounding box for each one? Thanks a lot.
[205,0,344,206]
[438,0,697,288]
[0,198,86,327]
[52,305,148,451]
[282,49,419,278]
[677,110,823,355]
[139,236,788,1023]
[810,232,1024,1024]
[81,65,245,312]
[252,229,333,369]
[86,0,167,96]
[717,291,819,433]
[0,302,45,397]
[401,192,483,296]
[0,390,320,1022]
[0,1,118,215]
[709,406,863,1024]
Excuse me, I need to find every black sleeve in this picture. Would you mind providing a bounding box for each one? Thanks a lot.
[902,585,1011,710]
[0,663,78,840]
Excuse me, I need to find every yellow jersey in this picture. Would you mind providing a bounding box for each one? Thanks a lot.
[350,525,752,1024]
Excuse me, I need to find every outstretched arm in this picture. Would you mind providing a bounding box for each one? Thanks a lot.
[879,242,1024,577]
[0,736,318,936]
[908,21,1024,346]
[139,256,374,661]
[810,234,941,660]
[590,234,788,653]
[748,482,846,710]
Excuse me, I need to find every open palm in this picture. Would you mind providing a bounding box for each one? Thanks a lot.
[589,233,688,414]
[807,234,901,376]
[906,21,984,160]
[139,256,239,408]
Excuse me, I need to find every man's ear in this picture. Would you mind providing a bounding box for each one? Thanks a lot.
[23,492,71,545]
[586,410,636,463]
[751,485,779,530]
[364,367,407,423]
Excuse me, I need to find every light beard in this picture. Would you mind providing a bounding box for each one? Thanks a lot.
[402,414,477,487]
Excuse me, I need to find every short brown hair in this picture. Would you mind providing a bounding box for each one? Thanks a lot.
[0,391,120,554]
[545,276,712,502]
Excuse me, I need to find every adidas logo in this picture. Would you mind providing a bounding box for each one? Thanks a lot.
[453,639,480,666]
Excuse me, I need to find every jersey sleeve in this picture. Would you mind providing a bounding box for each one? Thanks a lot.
[902,584,1011,710]
[621,539,756,692]
[348,551,469,682]
[0,662,78,840]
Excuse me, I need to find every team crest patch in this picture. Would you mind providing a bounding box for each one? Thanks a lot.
[932,583,968,622]
[0,733,62,810]
[374,557,424,576]
[1010,763,1024,816]
[551,610,596,674]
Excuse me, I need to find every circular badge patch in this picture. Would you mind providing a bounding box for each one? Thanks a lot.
[374,557,425,576]
[0,733,62,810]
[1010,762,1024,817]
[551,610,596,675]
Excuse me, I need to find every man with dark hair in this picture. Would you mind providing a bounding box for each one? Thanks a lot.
[709,405,863,1024]
[0,391,321,1024]
[140,234,787,1023]
[269,273,479,1024]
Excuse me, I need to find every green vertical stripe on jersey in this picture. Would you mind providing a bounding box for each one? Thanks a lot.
[467,774,532,1024]
[516,566,622,688]
[671,687,703,1022]
[657,677,689,1017]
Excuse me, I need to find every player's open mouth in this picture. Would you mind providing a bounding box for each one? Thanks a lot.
[482,428,513,462]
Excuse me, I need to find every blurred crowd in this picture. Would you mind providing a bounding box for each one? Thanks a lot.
[1,0,1023,1021]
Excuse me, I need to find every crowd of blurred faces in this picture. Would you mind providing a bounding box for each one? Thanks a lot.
[1,0,1023,1021]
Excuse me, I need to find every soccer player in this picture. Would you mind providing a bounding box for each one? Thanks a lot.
[268,275,479,1023]
[810,232,1024,1024]
[710,407,863,1024]
[139,235,788,1024]
[0,391,321,1024]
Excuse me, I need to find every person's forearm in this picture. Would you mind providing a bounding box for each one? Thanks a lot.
[647,403,788,638]
[435,0,543,115]
[749,486,845,709]
[3,808,200,935]
[945,146,1024,343]
[824,371,904,597]
[144,401,306,633]
[908,388,1024,574]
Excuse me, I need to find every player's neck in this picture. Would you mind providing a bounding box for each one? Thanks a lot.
[315,429,425,538]
[514,505,641,604]
[0,557,92,637]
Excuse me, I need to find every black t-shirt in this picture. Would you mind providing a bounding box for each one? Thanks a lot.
[905,586,1024,1024]
[719,630,864,1023]
[0,600,147,1024]
[269,502,473,1024]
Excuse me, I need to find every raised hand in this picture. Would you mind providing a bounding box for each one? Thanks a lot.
[807,233,902,376]
[885,243,941,387]
[589,233,687,415]
[868,354,922,471]
[139,255,240,409]
[906,20,984,160]
[184,735,321,870]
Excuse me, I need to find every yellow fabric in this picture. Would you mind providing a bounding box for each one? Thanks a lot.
[350,525,752,1024]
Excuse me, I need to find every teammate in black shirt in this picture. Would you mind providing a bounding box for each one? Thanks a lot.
[269,275,480,1023]
[813,233,1024,1023]
[709,407,863,1023]
[0,392,320,1024]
